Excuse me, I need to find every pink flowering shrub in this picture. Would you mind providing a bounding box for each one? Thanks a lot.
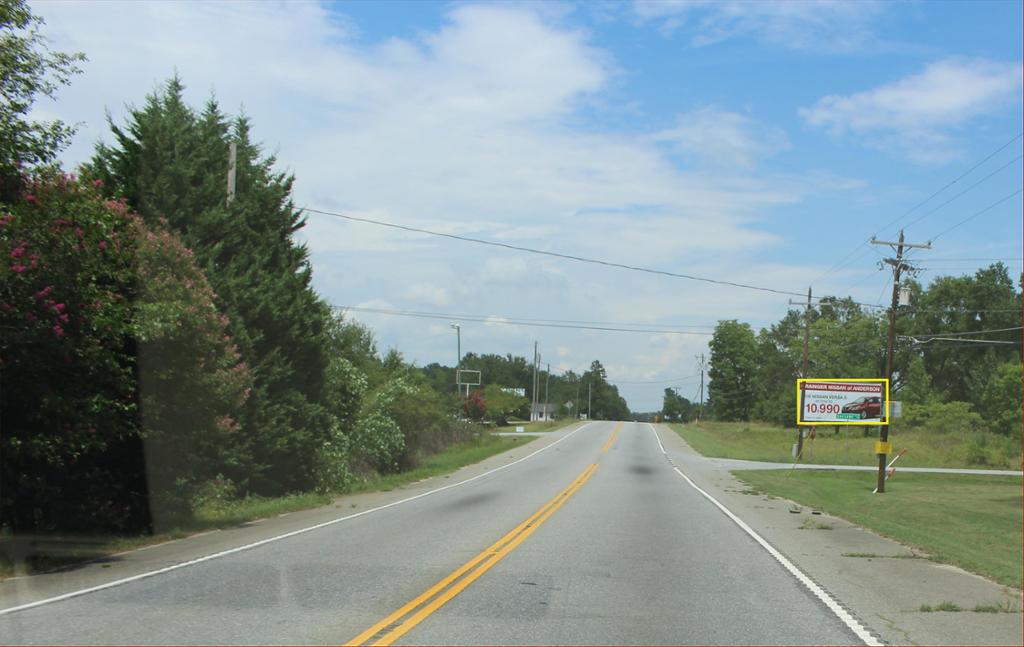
[1,172,250,532]
[132,216,251,527]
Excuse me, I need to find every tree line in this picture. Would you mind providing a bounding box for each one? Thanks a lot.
[421,354,630,423]
[698,268,1021,438]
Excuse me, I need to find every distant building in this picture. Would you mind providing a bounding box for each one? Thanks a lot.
[501,387,526,397]
[530,403,557,422]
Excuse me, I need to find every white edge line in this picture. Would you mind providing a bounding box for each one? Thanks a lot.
[647,424,883,647]
[0,422,596,616]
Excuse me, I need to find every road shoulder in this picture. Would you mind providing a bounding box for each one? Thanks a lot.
[653,423,1022,647]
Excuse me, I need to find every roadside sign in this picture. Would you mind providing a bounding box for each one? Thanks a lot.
[796,379,889,426]
[515,426,524,433]
[456,369,482,386]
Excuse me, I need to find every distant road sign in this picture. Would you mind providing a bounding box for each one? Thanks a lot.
[797,379,889,425]
[456,369,481,386]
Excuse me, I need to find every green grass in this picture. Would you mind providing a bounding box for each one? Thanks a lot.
[0,433,535,579]
[734,470,1023,589]
[669,421,1021,469]
[346,433,536,494]
[192,491,334,527]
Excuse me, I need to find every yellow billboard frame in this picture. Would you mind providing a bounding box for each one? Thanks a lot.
[796,378,890,426]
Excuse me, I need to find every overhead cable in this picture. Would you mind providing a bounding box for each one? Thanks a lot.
[911,326,1022,338]
[811,132,1023,285]
[305,207,809,298]
[930,188,1023,242]
[333,304,714,336]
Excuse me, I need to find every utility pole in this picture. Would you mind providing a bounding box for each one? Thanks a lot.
[575,380,581,421]
[532,342,539,422]
[544,363,550,422]
[451,324,461,396]
[789,286,813,457]
[696,354,706,421]
[870,230,930,493]
[587,381,592,421]
[226,141,237,207]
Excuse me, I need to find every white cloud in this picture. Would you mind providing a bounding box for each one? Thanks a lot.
[633,0,884,51]
[652,107,790,170]
[403,283,452,307]
[480,257,530,283]
[800,58,1024,163]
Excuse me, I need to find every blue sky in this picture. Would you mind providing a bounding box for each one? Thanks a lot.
[39,1,1023,411]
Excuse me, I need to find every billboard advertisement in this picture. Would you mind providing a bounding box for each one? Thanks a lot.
[796,379,889,425]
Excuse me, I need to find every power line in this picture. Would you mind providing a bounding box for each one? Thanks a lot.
[922,257,1021,262]
[876,132,1023,236]
[860,304,1021,313]
[341,306,718,329]
[903,336,1020,346]
[811,132,1024,285]
[304,207,809,298]
[333,304,715,336]
[611,373,702,385]
[902,154,1023,231]
[929,188,1023,242]
[912,326,1022,339]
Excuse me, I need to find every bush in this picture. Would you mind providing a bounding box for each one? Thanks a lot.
[351,411,404,474]
[979,362,1021,436]
[133,217,251,528]
[1,172,251,532]
[901,400,983,436]
[462,390,486,421]
[1,173,143,532]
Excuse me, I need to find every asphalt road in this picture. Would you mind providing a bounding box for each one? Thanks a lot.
[1,422,869,645]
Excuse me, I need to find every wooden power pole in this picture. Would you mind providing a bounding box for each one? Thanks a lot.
[696,353,706,421]
[789,287,813,458]
[870,229,930,493]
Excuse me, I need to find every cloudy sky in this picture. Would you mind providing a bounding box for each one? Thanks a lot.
[37,0,1023,411]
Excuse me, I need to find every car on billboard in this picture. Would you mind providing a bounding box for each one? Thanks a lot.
[841,396,883,419]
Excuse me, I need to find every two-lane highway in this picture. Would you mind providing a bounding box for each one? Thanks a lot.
[0,422,871,645]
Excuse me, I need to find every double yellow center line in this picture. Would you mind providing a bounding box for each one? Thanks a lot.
[344,462,599,646]
[601,422,623,453]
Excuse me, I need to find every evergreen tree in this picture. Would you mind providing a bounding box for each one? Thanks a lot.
[90,79,334,494]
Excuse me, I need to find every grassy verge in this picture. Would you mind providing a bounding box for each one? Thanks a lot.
[494,419,577,433]
[0,433,535,579]
[668,421,1021,469]
[346,433,536,493]
[734,469,1023,589]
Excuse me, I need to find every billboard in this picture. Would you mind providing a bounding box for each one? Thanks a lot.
[796,379,889,426]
